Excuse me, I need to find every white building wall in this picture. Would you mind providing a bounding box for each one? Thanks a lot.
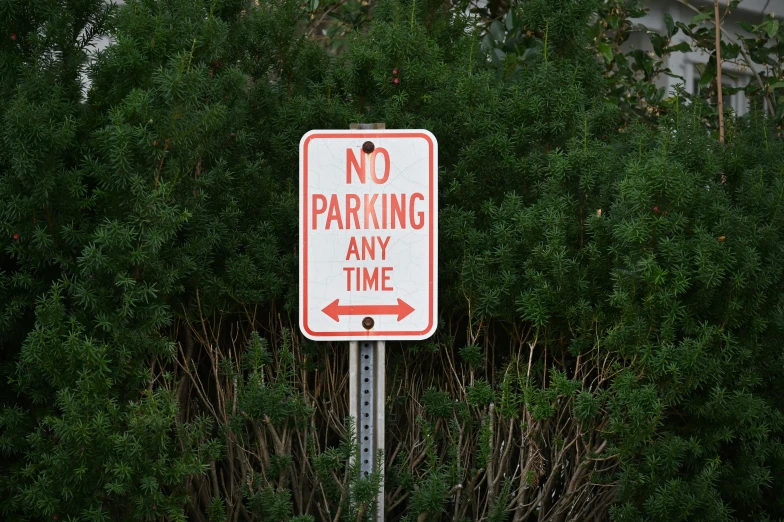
[636,0,783,115]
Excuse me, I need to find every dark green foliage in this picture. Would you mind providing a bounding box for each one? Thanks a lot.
[1,0,784,521]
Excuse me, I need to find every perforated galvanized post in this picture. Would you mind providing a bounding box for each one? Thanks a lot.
[349,340,385,521]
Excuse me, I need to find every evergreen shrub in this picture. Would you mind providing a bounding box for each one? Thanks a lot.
[1,0,783,521]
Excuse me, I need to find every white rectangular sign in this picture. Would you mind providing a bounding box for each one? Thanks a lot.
[299,129,438,340]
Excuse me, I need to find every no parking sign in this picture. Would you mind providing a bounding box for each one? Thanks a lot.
[299,129,438,340]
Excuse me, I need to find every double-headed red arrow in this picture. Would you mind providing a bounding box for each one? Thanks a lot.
[322,298,415,322]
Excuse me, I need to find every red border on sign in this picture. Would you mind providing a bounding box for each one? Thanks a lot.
[302,132,435,338]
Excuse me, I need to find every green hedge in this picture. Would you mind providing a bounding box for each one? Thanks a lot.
[1,0,783,521]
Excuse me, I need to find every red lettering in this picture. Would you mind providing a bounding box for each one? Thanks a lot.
[361,236,375,260]
[410,192,425,230]
[344,265,394,290]
[325,194,344,229]
[364,194,379,228]
[391,194,405,229]
[343,267,354,290]
[347,148,365,183]
[313,192,425,231]
[346,194,360,229]
[381,193,387,229]
[346,237,360,260]
[377,236,390,260]
[370,148,390,184]
[362,268,378,290]
[312,194,327,229]
[382,267,393,291]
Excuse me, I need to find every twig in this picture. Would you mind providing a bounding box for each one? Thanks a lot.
[676,0,776,114]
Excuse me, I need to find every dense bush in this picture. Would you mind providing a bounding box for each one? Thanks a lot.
[1,0,783,521]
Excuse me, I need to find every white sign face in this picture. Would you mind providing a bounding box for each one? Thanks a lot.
[299,129,438,340]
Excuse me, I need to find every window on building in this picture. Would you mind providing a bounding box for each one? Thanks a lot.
[690,64,751,117]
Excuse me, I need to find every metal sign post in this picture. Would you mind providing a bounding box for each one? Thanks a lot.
[349,339,385,520]
[299,123,437,522]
